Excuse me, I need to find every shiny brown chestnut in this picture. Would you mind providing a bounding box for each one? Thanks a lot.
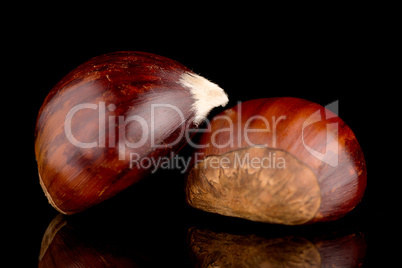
[186,97,367,225]
[35,51,228,214]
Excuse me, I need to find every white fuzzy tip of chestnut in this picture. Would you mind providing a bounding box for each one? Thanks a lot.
[180,72,229,125]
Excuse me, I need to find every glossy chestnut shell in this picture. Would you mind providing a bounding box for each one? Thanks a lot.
[35,51,227,214]
[186,97,367,224]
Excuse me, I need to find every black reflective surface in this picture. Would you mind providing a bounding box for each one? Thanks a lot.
[38,212,368,267]
[31,158,372,267]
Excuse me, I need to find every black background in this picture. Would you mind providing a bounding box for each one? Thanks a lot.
[7,11,390,267]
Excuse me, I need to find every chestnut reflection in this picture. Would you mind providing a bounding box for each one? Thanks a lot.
[38,211,187,267]
[38,214,142,267]
[188,227,366,267]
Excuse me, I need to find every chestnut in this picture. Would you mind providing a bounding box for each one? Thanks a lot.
[186,97,367,225]
[35,51,228,214]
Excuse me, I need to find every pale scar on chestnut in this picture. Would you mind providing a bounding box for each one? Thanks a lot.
[186,147,321,225]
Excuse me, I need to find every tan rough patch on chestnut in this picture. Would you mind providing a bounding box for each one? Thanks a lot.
[186,147,321,225]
